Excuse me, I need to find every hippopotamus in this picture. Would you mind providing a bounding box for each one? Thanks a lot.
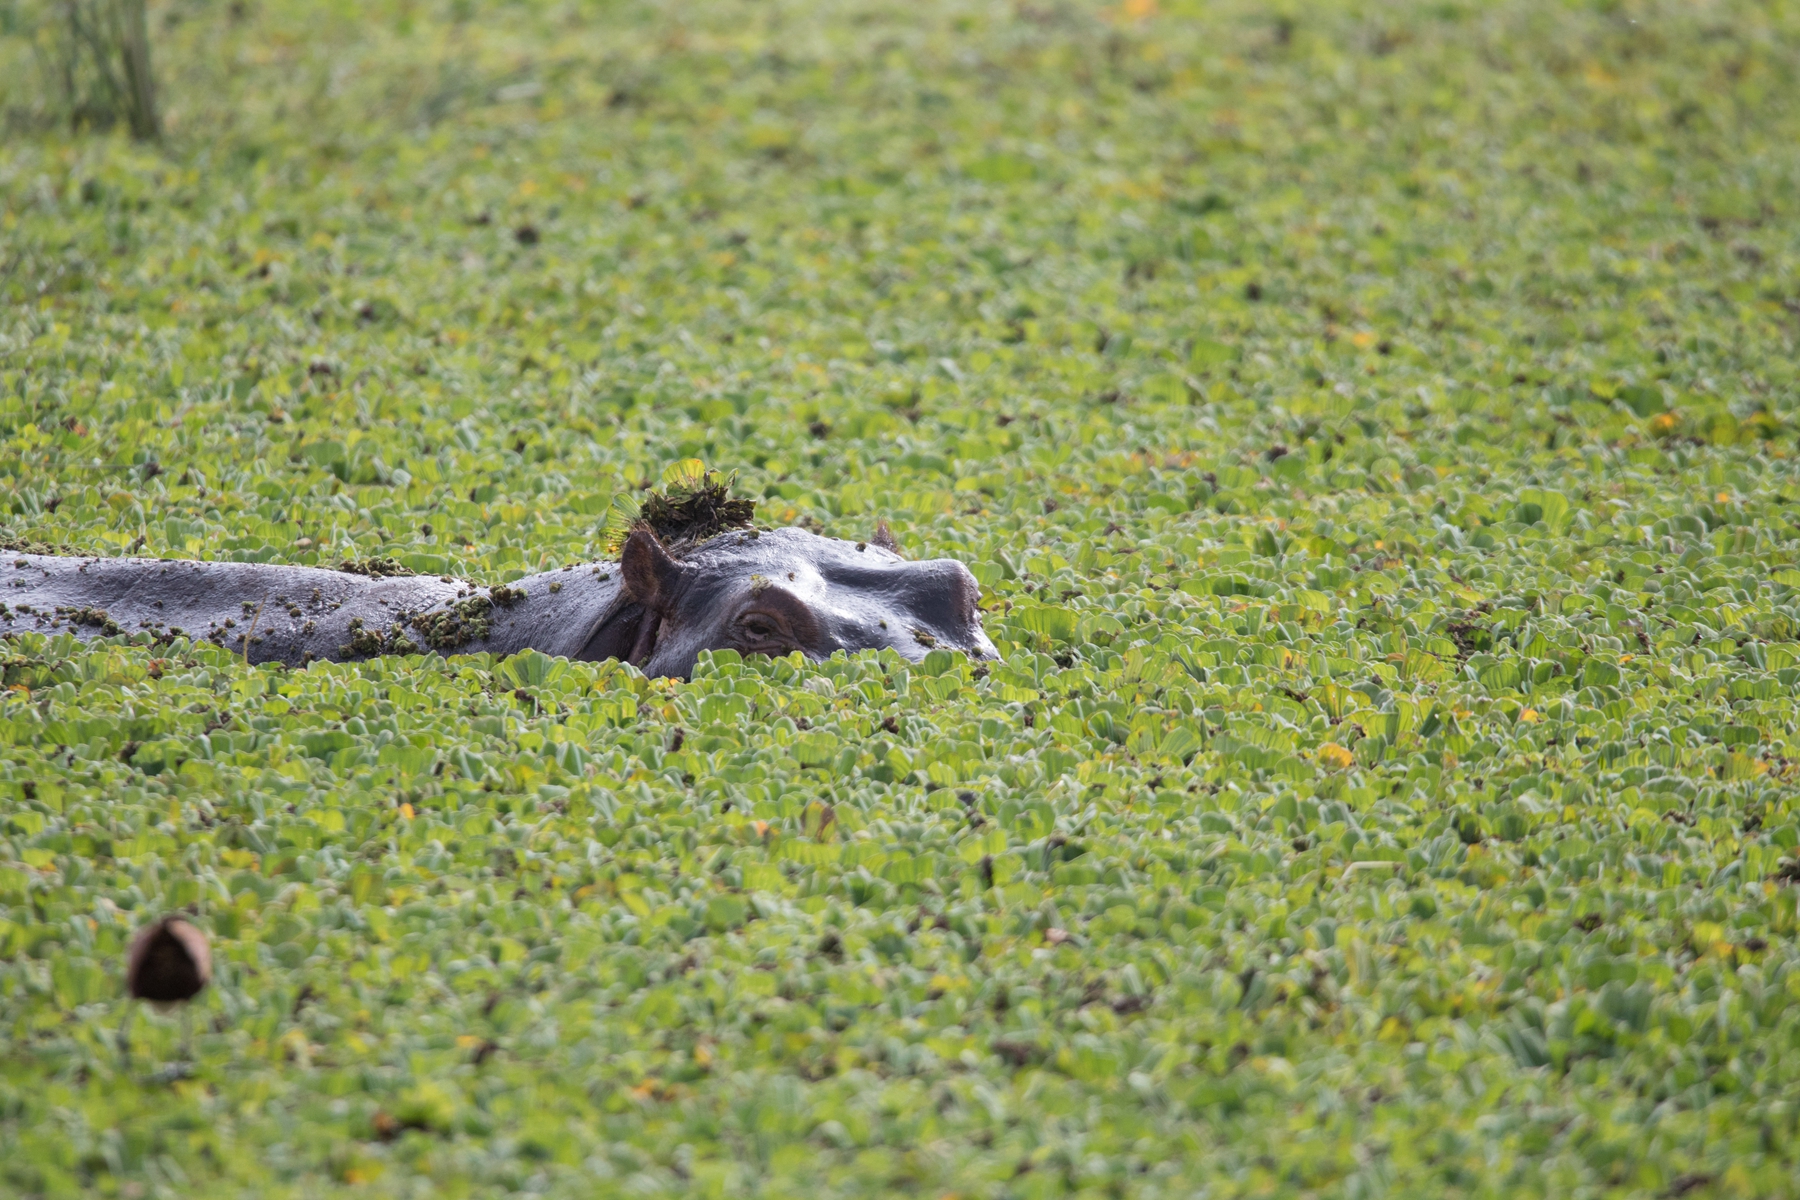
[0,526,995,678]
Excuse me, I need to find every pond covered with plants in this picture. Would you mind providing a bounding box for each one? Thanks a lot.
[2,0,1799,1195]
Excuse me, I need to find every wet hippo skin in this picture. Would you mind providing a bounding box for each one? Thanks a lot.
[0,526,995,679]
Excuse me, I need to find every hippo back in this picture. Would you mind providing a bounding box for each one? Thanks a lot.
[0,553,624,666]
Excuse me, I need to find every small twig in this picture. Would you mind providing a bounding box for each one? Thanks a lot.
[241,596,267,667]
[117,1001,135,1073]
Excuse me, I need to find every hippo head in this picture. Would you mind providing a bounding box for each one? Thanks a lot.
[582,526,996,678]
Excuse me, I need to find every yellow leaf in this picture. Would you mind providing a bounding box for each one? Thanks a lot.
[661,458,708,488]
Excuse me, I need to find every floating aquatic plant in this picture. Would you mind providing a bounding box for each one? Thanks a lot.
[600,459,757,555]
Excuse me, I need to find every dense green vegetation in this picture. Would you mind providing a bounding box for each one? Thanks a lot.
[4,0,1800,1195]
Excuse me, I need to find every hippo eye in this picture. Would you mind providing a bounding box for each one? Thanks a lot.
[731,587,821,657]
[735,610,796,652]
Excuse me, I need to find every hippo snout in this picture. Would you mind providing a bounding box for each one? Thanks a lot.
[916,558,993,656]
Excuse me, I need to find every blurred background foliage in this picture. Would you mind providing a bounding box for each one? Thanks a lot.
[3,0,1800,1197]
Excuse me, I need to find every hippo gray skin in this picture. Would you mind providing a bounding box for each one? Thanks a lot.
[0,527,995,678]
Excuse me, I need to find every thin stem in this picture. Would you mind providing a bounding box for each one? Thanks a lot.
[117,1001,135,1074]
[242,596,268,667]
[119,0,161,140]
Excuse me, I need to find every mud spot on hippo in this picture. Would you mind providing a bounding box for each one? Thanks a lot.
[410,595,495,650]
[1,538,72,557]
[57,606,122,636]
[341,617,421,658]
[337,557,417,578]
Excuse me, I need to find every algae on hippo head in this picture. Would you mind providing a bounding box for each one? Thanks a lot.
[600,460,757,556]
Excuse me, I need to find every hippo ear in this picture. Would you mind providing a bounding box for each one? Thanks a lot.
[871,519,900,555]
[620,527,686,611]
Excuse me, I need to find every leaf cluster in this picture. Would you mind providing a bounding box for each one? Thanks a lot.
[602,460,757,555]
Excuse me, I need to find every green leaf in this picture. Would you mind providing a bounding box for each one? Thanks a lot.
[1619,384,1666,417]
[661,458,708,489]
[793,730,840,766]
[1516,488,1570,531]
[1189,338,1237,369]
[500,649,566,689]
[1014,605,1076,642]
